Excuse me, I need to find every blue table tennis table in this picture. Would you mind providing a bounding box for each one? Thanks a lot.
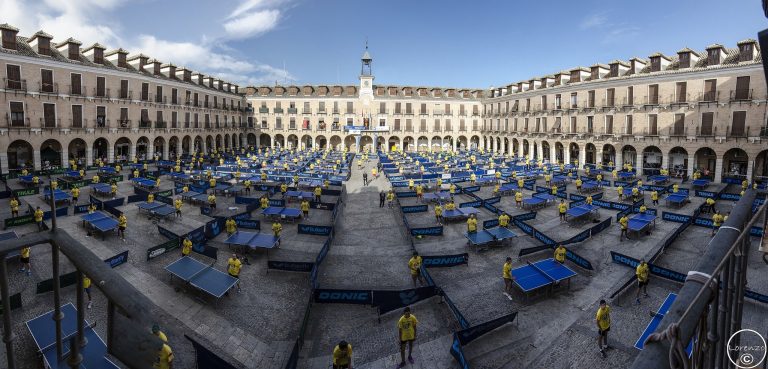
[213,183,232,195]
[578,181,600,194]
[618,171,635,180]
[665,193,688,208]
[442,207,480,221]
[90,183,112,197]
[476,177,496,186]
[98,166,116,174]
[298,180,322,188]
[691,179,710,189]
[464,227,517,251]
[165,256,238,300]
[566,204,599,224]
[0,231,20,259]
[622,188,643,200]
[224,231,280,253]
[136,201,176,220]
[285,190,313,200]
[635,293,693,356]
[19,175,37,187]
[27,303,119,369]
[261,206,303,221]
[628,213,657,238]
[423,192,452,203]
[64,170,82,179]
[522,197,546,210]
[648,175,669,184]
[80,211,118,240]
[43,189,72,205]
[497,184,518,196]
[131,177,157,190]
[511,258,578,300]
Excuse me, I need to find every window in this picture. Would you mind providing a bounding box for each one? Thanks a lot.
[193,93,199,107]
[120,108,129,127]
[648,114,658,135]
[96,76,106,97]
[650,57,661,72]
[588,91,595,107]
[570,70,580,83]
[93,48,103,64]
[394,119,401,131]
[673,114,685,135]
[156,111,164,126]
[156,86,163,103]
[420,103,427,114]
[434,119,440,131]
[43,103,56,128]
[346,118,353,126]
[459,104,465,116]
[524,118,529,132]
[407,103,414,114]
[570,93,577,108]
[140,109,150,127]
[379,102,386,113]
[587,116,594,133]
[194,113,199,128]
[70,74,82,95]
[319,102,325,112]
[204,95,209,108]
[675,82,687,103]
[570,117,576,133]
[68,44,79,60]
[171,88,178,105]
[459,119,466,131]
[289,117,295,129]
[606,89,615,106]
[333,101,339,113]
[708,49,720,65]
[275,117,282,129]
[184,112,190,128]
[739,43,754,62]
[535,118,541,132]
[346,101,353,113]
[553,117,561,132]
[610,64,618,77]
[555,94,561,109]
[734,76,750,100]
[120,80,129,99]
[9,101,25,127]
[172,112,178,128]
[5,64,21,90]
[731,111,746,136]
[2,30,17,50]
[541,96,547,110]
[648,84,659,104]
[261,119,267,129]
[71,105,83,128]
[304,101,310,113]
[700,112,714,136]
[141,83,149,101]
[420,119,427,131]
[626,86,634,105]
[380,119,387,127]
[395,102,402,114]
[704,79,717,101]
[96,106,106,128]
[406,119,413,131]
[541,117,547,132]
[41,69,54,93]
[625,115,633,135]
[605,115,613,134]
[679,53,690,68]
[525,99,530,112]
[445,103,451,115]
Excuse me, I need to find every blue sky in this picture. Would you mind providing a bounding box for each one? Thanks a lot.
[0,0,765,88]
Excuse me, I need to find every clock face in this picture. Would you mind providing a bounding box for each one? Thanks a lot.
[363,81,369,87]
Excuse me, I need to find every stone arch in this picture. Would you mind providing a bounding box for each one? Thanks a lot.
[7,140,33,170]
[668,147,688,177]
[40,139,63,168]
[585,143,597,165]
[315,135,328,149]
[136,136,150,160]
[402,136,415,152]
[287,134,299,150]
[301,134,313,150]
[153,136,166,160]
[329,135,342,150]
[693,147,716,179]
[273,134,285,148]
[68,138,87,163]
[601,144,616,166]
[114,137,132,161]
[168,136,179,160]
[722,148,749,180]
[642,145,662,175]
[388,136,401,151]
[93,137,109,161]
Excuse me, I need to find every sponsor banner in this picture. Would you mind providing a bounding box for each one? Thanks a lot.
[562,229,591,245]
[36,271,79,294]
[235,196,258,204]
[316,240,330,265]
[616,208,632,222]
[411,226,443,236]
[513,212,537,221]
[204,217,224,239]
[313,288,372,305]
[4,214,35,228]
[267,260,314,273]
[269,199,286,207]
[104,250,129,268]
[321,189,341,196]
[518,244,552,257]
[13,187,39,197]
[695,190,716,198]
[570,194,586,201]
[401,205,428,213]
[40,206,69,221]
[126,194,145,203]
[0,293,22,315]
[103,197,125,209]
[462,186,481,193]
[373,286,438,315]
[570,200,586,208]
[590,218,612,237]
[719,193,741,201]
[298,224,333,236]
[483,202,500,215]
[235,218,260,229]
[614,180,630,187]
[722,177,742,184]
[89,195,103,209]
[156,189,174,197]
[309,201,336,211]
[146,238,180,261]
[592,199,612,210]
[459,200,482,208]
[395,191,417,198]
[450,333,470,369]
[645,185,667,193]
[513,219,533,236]
[693,217,714,228]
[73,204,91,214]
[441,289,471,329]
[420,265,435,286]
[156,195,172,205]
[633,207,658,216]
[565,248,594,270]
[483,219,500,229]
[457,312,518,346]
[662,212,691,223]
[750,226,764,237]
[422,253,469,268]
[63,179,89,190]
[392,181,410,188]
[483,196,501,205]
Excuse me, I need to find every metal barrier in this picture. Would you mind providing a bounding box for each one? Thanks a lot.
[630,190,766,369]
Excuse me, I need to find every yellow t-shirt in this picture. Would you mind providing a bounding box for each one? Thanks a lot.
[332,345,353,365]
[71,188,80,198]
[147,194,154,203]
[596,306,611,330]
[21,247,30,258]
[281,184,288,193]
[34,209,44,222]
[515,192,523,201]
[558,203,567,214]
[300,201,310,212]
[155,344,174,369]
[435,205,443,216]
[155,331,168,343]
[502,262,512,279]
[398,315,419,341]
[209,179,217,188]
[636,263,649,282]
[226,220,237,234]
[651,192,658,201]
[408,256,422,275]
[10,199,18,211]
[83,276,91,289]
[118,216,127,227]
[467,218,477,232]
[261,197,269,209]
[228,257,242,276]
[555,247,566,262]
[208,195,216,204]
[182,239,192,255]
[619,216,628,230]
[499,214,510,227]
[272,222,282,236]
[617,186,624,195]
[713,214,724,227]
[314,187,322,196]
[175,199,183,210]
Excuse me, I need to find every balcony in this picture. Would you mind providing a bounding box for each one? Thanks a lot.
[261,123,269,129]
[274,108,284,114]
[155,95,167,104]
[118,120,131,128]
[697,91,719,104]
[695,125,715,137]
[726,126,748,138]
[4,78,27,92]
[622,97,635,107]
[288,124,297,130]
[93,88,111,99]
[140,93,151,102]
[156,121,167,129]
[118,90,132,100]
[332,109,340,115]
[317,109,326,115]
[6,116,30,128]
[39,82,59,95]
[405,110,414,116]
[668,125,687,137]
[95,118,109,128]
[39,117,61,128]
[275,124,283,130]
[318,122,327,130]
[729,89,753,102]
[287,108,298,114]
[139,120,152,129]
[331,124,341,131]
[303,125,312,131]
[600,99,616,110]
[642,96,660,107]
[69,85,86,96]
[669,93,690,107]
[259,107,269,113]
[69,119,87,129]
[760,126,768,138]
[419,110,429,116]
[302,109,312,114]
[377,109,388,115]
[433,110,443,116]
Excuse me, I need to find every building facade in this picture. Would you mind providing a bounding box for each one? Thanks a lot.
[250,41,768,183]
[0,24,251,174]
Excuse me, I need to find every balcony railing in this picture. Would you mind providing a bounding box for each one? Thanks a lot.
[70,119,87,129]
[317,109,326,115]
[302,109,312,114]
[261,123,269,129]
[332,109,340,115]
[139,120,152,129]
[275,124,283,130]
[6,116,30,128]
[433,110,443,116]
[156,121,167,129]
[331,124,340,131]
[274,108,284,113]
[287,108,297,114]
[39,117,60,128]
[726,126,748,138]
[668,125,687,136]
[118,120,131,128]
[259,107,269,113]
[155,95,167,104]
[4,78,27,91]
[140,93,151,102]
[288,124,297,130]
[729,89,752,101]
[118,90,132,100]
[419,110,429,116]
[669,93,689,105]
[345,110,354,114]
[643,96,660,106]
[406,110,414,115]
[69,85,86,96]
[760,126,768,138]
[378,109,388,114]
[601,99,616,109]
[698,91,719,103]
[95,118,108,128]
[39,82,58,94]
[94,88,111,99]
[696,125,715,137]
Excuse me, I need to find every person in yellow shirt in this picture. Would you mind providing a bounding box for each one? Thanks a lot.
[244,179,252,195]
[19,246,31,276]
[207,194,216,211]
[228,253,242,293]
[272,221,282,237]
[408,251,424,287]
[225,217,237,236]
[639,204,647,214]
[79,169,85,178]
[34,206,44,232]
[499,212,510,228]
[496,258,514,299]
[314,186,322,202]
[415,184,423,201]
[182,237,192,257]
[612,169,618,180]
[495,171,502,183]
[133,169,140,179]
[544,173,551,187]
[118,214,127,240]
[397,307,419,367]
[586,195,593,205]
[50,179,58,191]
[596,300,611,357]
[147,193,155,204]
[32,175,39,186]
[152,324,168,343]
[554,244,567,264]
[387,190,395,208]
[705,197,716,214]
[260,195,270,210]
[631,187,640,201]
[742,179,748,190]
[672,183,679,193]
[209,177,217,190]
[558,200,568,222]
[551,185,558,196]
[111,182,118,198]
[280,183,288,197]
[408,179,415,190]
[371,168,378,179]
[596,173,603,187]
[83,274,93,309]
[651,190,659,206]
[619,215,629,241]
[300,199,310,219]
[466,214,478,233]
[470,173,477,185]
[616,185,624,201]
[712,211,724,237]
[434,203,443,225]
[155,343,174,369]
[88,203,97,214]
[515,191,523,208]
[71,186,80,204]
[92,174,100,184]
[9,196,19,217]
[635,259,650,304]
[575,178,582,192]
[174,198,183,218]
[332,340,353,369]
[260,171,267,182]
[517,178,524,190]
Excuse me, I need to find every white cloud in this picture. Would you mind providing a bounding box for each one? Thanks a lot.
[0,0,294,86]
[223,9,281,39]
[579,12,608,29]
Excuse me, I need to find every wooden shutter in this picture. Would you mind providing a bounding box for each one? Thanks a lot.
[731,111,746,136]
[676,83,687,103]
[72,105,83,127]
[701,112,713,136]
[71,74,81,95]
[97,77,105,96]
[735,77,750,100]
[6,65,21,89]
[43,103,56,127]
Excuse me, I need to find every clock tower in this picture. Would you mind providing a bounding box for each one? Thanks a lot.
[359,44,374,103]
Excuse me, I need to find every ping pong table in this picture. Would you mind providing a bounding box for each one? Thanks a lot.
[622,188,643,201]
[422,191,452,203]
[298,179,322,188]
[442,207,480,222]
[579,181,600,194]
[521,196,547,210]
[497,183,519,196]
[64,170,82,179]
[43,189,72,205]
[136,201,176,220]
[665,193,688,208]
[224,231,280,253]
[464,227,517,251]
[98,167,116,174]
[19,175,38,187]
[224,185,244,197]
[635,293,693,356]
[511,258,578,300]
[648,175,669,185]
[90,183,112,197]
[80,211,119,240]
[566,204,599,224]
[131,177,157,190]
[213,184,232,195]
[691,179,710,189]
[261,206,303,221]
[26,303,119,369]
[551,175,569,186]
[618,172,635,180]
[165,256,238,300]
[627,213,657,238]
[0,231,20,259]
[285,190,314,201]
[476,177,496,186]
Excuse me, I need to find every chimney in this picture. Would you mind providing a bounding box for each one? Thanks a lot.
[192,72,205,85]
[106,48,129,68]
[55,38,82,61]
[82,43,106,64]
[161,64,177,79]
[0,24,19,50]
[149,59,162,76]
[27,30,53,56]
[128,54,150,72]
